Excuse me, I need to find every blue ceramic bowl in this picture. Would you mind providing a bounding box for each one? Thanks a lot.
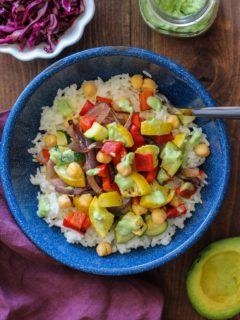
[0,47,230,275]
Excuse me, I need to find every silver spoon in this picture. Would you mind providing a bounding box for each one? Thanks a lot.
[183,107,240,119]
[157,94,240,119]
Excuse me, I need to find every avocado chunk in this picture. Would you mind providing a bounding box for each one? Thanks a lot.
[146,96,163,111]
[55,98,73,117]
[140,190,167,209]
[157,168,170,184]
[37,195,50,218]
[115,212,147,243]
[145,215,168,237]
[187,130,203,150]
[50,146,85,165]
[187,237,240,320]
[107,122,134,147]
[160,141,183,176]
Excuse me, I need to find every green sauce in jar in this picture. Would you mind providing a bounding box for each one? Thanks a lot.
[139,0,220,37]
[155,0,207,17]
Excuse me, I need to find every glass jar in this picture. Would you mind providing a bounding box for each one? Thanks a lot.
[139,0,220,37]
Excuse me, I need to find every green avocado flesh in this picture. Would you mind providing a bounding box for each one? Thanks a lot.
[187,237,240,320]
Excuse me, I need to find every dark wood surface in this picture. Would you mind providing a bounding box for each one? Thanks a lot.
[0,1,239,319]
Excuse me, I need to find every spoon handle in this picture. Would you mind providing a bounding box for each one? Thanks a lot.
[190,107,240,119]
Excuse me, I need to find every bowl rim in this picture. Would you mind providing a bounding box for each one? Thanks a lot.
[0,0,95,61]
[0,46,230,275]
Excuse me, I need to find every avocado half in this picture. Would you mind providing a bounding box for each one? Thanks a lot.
[187,237,240,320]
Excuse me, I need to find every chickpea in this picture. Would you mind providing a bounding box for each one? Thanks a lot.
[116,162,132,177]
[74,193,93,212]
[58,195,71,209]
[44,134,57,148]
[96,242,112,257]
[96,151,112,164]
[67,162,82,179]
[142,78,157,92]
[194,143,210,158]
[131,74,143,89]
[82,81,97,98]
[167,115,180,129]
[132,204,148,216]
[151,208,167,225]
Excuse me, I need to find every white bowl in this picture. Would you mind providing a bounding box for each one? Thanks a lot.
[0,0,95,61]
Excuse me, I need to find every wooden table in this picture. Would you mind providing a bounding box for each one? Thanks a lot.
[0,1,239,319]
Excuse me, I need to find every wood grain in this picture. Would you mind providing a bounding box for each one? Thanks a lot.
[0,1,240,319]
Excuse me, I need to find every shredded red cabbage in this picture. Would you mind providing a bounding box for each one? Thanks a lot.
[0,0,85,53]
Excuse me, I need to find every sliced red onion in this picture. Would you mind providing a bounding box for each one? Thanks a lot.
[73,187,95,196]
[86,103,111,124]
[36,150,48,165]
[179,168,202,186]
[109,198,131,215]
[124,113,132,130]
[50,179,68,188]
[46,160,58,180]
[55,185,93,195]
[87,176,102,195]
[88,142,103,149]
[68,141,83,153]
[66,121,79,142]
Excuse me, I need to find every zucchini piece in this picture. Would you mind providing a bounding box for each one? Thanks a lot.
[145,216,168,237]
[84,122,108,141]
[178,115,196,126]
[56,130,70,146]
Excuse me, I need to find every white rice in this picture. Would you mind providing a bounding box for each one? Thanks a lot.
[29,74,209,254]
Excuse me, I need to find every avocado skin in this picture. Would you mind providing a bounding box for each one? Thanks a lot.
[186,237,240,320]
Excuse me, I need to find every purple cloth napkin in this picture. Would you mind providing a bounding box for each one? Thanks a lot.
[0,111,164,320]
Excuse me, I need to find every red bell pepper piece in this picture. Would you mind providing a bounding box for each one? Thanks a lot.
[153,133,174,144]
[42,148,50,162]
[102,176,112,192]
[134,153,155,172]
[130,113,144,149]
[111,146,127,165]
[95,164,112,191]
[81,215,91,231]
[79,115,96,132]
[132,197,140,205]
[80,100,94,116]
[176,184,197,199]
[63,212,74,229]
[166,204,187,218]
[101,141,124,156]
[96,96,112,106]
[131,112,142,128]
[96,164,108,177]
[111,182,120,192]
[139,90,153,111]
[143,167,158,183]
[63,211,91,234]
[70,211,87,230]
[101,141,127,165]
[130,125,145,149]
